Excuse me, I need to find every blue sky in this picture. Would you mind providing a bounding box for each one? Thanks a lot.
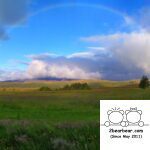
[0,0,150,80]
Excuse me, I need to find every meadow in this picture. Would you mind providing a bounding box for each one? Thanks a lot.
[0,80,150,149]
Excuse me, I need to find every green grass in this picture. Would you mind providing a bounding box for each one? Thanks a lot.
[0,90,100,123]
[0,88,149,123]
[0,80,150,149]
[0,89,100,149]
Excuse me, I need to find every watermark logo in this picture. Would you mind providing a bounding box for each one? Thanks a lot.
[103,107,146,127]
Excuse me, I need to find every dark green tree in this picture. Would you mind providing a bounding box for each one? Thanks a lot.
[139,75,149,89]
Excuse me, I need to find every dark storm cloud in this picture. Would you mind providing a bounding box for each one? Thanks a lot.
[0,0,29,39]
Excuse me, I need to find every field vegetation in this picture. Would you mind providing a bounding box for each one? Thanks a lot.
[0,80,150,149]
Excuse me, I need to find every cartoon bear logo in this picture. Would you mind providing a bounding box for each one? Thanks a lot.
[104,107,144,127]
[125,107,144,127]
[104,108,124,127]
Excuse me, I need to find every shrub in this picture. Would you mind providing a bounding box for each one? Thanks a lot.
[39,86,51,91]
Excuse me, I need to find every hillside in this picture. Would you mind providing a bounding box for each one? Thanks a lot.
[0,79,139,91]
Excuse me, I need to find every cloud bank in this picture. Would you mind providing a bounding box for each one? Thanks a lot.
[1,30,150,81]
[81,31,150,78]
[0,57,101,81]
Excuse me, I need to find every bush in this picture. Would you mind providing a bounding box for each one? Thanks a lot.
[39,86,51,91]
[62,83,90,90]
[139,75,150,89]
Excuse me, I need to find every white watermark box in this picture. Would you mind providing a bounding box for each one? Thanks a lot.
[100,100,150,150]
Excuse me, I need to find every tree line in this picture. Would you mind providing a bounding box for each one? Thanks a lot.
[39,83,91,91]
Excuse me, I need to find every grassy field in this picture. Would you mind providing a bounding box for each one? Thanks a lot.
[0,80,150,149]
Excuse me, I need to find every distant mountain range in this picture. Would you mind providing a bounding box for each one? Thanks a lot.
[1,77,76,82]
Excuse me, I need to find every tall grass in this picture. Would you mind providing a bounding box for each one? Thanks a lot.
[0,123,99,150]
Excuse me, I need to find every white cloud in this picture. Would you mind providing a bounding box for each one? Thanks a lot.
[0,69,27,81]
[87,47,106,50]
[81,31,150,76]
[26,60,101,80]
[134,7,150,32]
[80,33,129,44]
[122,7,150,32]
[27,53,58,60]
[0,57,102,81]
[67,51,96,59]
[124,16,135,26]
